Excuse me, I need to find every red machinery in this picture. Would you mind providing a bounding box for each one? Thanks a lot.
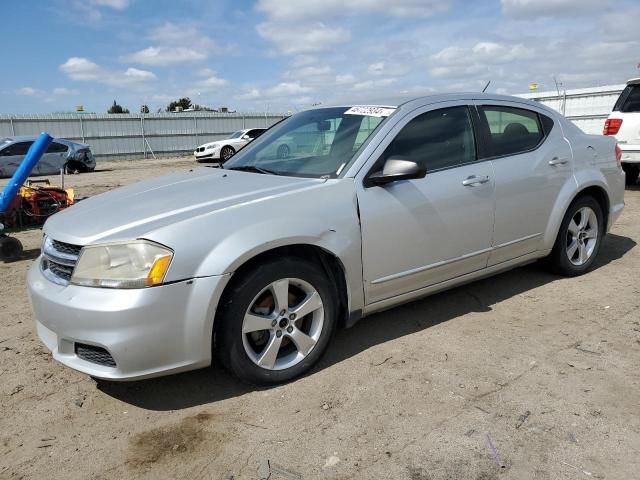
[0,181,74,261]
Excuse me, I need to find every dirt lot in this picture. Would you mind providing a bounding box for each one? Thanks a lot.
[1,158,639,480]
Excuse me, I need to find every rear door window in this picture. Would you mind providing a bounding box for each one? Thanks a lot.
[479,106,545,157]
[46,142,69,153]
[613,85,640,113]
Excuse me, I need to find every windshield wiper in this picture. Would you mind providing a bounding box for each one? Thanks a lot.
[224,165,280,175]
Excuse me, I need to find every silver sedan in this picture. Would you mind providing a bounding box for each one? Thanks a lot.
[27,94,625,384]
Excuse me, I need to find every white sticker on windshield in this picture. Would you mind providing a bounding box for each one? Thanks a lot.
[344,106,396,117]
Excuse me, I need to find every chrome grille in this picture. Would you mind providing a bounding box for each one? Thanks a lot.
[41,236,82,285]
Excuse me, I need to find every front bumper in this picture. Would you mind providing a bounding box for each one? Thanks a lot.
[194,150,221,162]
[27,260,231,381]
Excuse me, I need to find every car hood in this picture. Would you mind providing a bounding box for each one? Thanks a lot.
[197,139,231,149]
[44,168,323,246]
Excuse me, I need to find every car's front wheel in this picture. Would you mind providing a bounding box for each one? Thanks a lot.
[220,146,235,161]
[547,195,604,276]
[215,257,337,385]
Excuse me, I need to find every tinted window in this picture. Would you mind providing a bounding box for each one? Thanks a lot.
[480,106,544,157]
[0,141,34,156]
[246,129,266,139]
[613,85,640,113]
[46,142,68,153]
[381,106,476,172]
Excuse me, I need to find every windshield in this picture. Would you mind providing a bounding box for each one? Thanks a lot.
[223,107,392,178]
[229,131,245,139]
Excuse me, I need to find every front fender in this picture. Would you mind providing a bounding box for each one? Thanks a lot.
[150,179,365,314]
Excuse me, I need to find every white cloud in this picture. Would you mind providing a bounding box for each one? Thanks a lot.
[236,88,262,100]
[257,22,350,54]
[59,57,102,81]
[286,65,333,79]
[429,42,534,78]
[257,0,450,20]
[265,82,312,97]
[16,87,46,97]
[124,46,207,66]
[123,68,156,82]
[353,78,396,90]
[194,75,228,92]
[335,74,356,85]
[197,68,216,77]
[367,62,385,75]
[53,87,79,95]
[501,0,605,17]
[59,57,156,87]
[90,0,129,10]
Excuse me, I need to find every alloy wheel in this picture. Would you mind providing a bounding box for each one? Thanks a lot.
[566,206,599,266]
[221,147,234,161]
[241,278,324,371]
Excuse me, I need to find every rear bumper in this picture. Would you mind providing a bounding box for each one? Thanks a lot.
[27,259,231,381]
[620,147,640,164]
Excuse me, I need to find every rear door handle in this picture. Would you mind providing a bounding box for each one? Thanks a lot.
[462,175,490,186]
[549,157,569,166]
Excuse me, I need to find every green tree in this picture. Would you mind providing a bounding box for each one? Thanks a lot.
[107,100,129,114]
[166,97,192,112]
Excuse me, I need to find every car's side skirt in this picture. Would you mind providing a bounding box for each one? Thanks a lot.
[362,249,549,316]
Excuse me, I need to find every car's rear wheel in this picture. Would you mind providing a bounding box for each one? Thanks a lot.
[64,161,85,174]
[277,144,290,159]
[547,195,604,276]
[622,164,639,186]
[215,257,337,385]
[220,146,235,161]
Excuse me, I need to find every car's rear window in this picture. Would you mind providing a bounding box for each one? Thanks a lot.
[613,85,640,113]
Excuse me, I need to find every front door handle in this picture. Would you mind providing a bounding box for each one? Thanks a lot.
[462,175,490,186]
[549,157,569,166]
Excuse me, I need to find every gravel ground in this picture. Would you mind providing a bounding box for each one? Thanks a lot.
[1,158,639,480]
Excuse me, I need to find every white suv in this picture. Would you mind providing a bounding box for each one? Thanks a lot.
[605,78,640,185]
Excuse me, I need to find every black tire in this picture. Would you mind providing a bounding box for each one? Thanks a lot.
[64,161,84,174]
[220,146,235,162]
[0,236,23,262]
[277,144,290,159]
[622,164,639,186]
[214,257,338,385]
[547,195,604,276]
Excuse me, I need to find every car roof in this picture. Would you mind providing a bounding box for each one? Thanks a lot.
[627,78,640,86]
[317,92,559,116]
[0,136,87,147]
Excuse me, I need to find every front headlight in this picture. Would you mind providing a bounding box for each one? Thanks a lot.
[70,240,173,289]
[207,145,218,150]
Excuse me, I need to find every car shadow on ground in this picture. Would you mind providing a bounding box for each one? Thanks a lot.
[97,233,636,411]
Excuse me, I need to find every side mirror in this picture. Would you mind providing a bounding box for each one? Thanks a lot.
[367,157,426,187]
[242,135,250,140]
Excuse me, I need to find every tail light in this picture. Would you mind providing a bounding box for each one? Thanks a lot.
[615,144,622,167]
[603,118,622,135]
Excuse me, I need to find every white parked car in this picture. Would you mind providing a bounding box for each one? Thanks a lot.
[604,78,640,185]
[194,128,266,163]
[28,94,625,385]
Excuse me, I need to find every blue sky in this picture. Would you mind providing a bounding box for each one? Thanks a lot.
[2,0,639,113]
